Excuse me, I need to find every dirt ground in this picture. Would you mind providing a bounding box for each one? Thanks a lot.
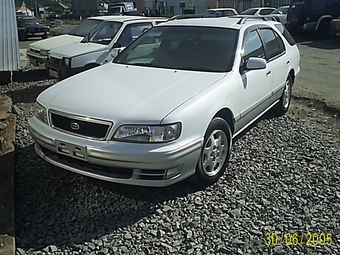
[289,36,340,149]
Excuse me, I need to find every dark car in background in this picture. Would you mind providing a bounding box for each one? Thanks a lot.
[16,15,50,41]
[286,0,340,37]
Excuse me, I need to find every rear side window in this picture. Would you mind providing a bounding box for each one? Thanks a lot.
[242,9,257,15]
[259,9,275,15]
[258,29,284,60]
[224,10,236,16]
[274,24,296,46]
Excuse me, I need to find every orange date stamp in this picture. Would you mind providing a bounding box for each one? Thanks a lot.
[265,232,333,247]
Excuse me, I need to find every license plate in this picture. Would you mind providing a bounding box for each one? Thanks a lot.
[49,69,58,78]
[55,140,88,161]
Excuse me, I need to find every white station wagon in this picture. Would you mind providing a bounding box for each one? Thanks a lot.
[26,16,114,67]
[28,16,300,187]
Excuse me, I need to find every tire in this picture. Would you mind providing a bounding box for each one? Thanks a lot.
[192,117,232,186]
[274,75,293,116]
[317,20,331,38]
[42,33,48,39]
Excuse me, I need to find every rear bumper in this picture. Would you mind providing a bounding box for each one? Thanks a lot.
[330,23,340,36]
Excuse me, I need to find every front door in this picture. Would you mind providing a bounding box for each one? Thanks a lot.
[239,29,273,124]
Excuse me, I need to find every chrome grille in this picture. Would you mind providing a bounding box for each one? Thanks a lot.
[49,56,61,65]
[50,110,113,140]
[30,48,40,54]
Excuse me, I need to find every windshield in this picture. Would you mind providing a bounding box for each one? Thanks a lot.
[18,17,39,25]
[69,19,103,37]
[114,26,238,72]
[81,21,122,45]
[241,9,257,15]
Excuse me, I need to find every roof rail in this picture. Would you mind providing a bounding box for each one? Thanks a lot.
[229,15,278,25]
[168,13,217,21]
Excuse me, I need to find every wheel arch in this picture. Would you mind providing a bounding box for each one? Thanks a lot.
[213,108,235,135]
[289,69,295,85]
[316,15,333,30]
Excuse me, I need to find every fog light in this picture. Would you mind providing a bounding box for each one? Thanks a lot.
[165,165,182,179]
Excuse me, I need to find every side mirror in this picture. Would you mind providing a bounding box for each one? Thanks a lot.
[111,48,121,58]
[245,57,267,70]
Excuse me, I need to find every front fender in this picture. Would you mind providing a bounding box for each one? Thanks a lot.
[71,50,110,69]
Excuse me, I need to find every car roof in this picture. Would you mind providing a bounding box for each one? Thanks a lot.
[88,15,148,22]
[105,16,167,23]
[207,8,237,11]
[159,16,278,30]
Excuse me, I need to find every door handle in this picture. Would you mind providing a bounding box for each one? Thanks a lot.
[286,60,290,65]
[266,71,271,76]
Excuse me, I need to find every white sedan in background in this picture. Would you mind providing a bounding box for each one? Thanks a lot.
[28,16,300,187]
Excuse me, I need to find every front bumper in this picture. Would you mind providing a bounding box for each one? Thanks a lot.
[46,61,84,80]
[27,31,49,37]
[28,117,202,187]
[26,50,47,67]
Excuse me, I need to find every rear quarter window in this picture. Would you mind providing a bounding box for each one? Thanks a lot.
[274,24,296,46]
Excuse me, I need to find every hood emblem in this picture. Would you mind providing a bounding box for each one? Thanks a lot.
[70,122,80,130]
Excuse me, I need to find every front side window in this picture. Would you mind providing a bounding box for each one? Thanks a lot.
[117,23,153,46]
[82,21,122,45]
[114,26,239,72]
[243,30,265,61]
[258,29,284,60]
[69,19,103,37]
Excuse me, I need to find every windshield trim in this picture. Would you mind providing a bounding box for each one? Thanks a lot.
[114,25,239,73]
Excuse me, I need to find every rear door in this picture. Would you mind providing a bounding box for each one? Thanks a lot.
[258,28,288,99]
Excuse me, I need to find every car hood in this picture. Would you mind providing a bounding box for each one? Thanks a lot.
[49,42,106,58]
[26,24,48,29]
[39,63,226,124]
[29,34,83,51]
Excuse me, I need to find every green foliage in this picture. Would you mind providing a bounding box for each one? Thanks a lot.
[50,29,64,36]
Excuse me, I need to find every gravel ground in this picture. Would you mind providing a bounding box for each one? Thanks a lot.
[1,67,339,255]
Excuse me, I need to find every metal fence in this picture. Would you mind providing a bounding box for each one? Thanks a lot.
[0,0,21,71]
[159,0,292,16]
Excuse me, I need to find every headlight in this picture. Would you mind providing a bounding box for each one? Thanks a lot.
[63,57,71,66]
[34,102,48,124]
[40,49,49,56]
[113,123,181,143]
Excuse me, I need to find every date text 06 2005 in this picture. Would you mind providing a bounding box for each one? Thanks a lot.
[265,232,332,247]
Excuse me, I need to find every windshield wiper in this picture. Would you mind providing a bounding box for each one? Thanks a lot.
[129,63,166,68]
[82,32,91,43]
